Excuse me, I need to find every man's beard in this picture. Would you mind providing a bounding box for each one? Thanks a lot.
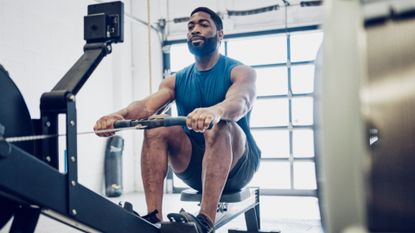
[187,35,218,57]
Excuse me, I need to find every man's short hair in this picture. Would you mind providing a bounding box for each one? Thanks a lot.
[190,7,223,31]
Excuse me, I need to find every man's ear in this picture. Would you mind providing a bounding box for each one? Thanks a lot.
[217,30,224,40]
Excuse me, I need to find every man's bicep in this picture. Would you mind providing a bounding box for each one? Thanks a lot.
[158,75,176,99]
[144,75,176,113]
[228,65,257,100]
[231,65,256,84]
[157,75,176,99]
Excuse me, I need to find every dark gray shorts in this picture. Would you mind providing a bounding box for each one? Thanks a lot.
[174,131,259,194]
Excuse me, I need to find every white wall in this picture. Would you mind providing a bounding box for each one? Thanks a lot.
[127,0,165,192]
[0,0,164,194]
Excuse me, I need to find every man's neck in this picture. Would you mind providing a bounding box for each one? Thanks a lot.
[195,51,220,71]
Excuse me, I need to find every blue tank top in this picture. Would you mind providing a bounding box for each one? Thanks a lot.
[175,55,261,157]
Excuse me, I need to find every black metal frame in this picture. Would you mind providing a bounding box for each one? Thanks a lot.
[217,188,264,232]
[0,2,159,232]
[0,140,158,233]
[177,187,279,233]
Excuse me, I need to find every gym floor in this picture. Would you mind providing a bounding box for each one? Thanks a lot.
[0,192,322,233]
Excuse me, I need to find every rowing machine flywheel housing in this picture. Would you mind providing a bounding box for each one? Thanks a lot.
[0,64,36,228]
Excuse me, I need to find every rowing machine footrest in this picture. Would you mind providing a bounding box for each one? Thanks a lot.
[160,222,199,233]
[228,230,281,233]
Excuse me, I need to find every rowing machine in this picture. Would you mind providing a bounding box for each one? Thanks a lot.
[0,2,161,232]
[161,188,280,233]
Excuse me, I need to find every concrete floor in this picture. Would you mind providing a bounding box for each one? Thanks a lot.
[0,192,323,233]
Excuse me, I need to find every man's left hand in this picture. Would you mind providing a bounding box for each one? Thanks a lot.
[186,107,222,132]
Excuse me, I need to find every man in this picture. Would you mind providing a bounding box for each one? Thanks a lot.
[94,7,260,233]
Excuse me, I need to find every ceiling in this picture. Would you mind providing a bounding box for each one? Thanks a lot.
[162,0,323,40]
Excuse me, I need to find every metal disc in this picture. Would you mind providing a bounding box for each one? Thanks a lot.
[364,19,415,231]
[0,64,35,153]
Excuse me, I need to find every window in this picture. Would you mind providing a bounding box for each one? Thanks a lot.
[294,161,317,189]
[166,27,323,196]
[170,44,194,72]
[290,31,323,62]
[291,65,315,94]
[251,98,289,127]
[227,35,287,65]
[293,129,314,158]
[249,161,291,189]
[252,129,289,158]
[255,67,288,96]
[291,97,313,126]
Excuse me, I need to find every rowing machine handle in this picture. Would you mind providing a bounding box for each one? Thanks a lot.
[113,116,214,129]
[113,120,136,128]
[163,117,215,130]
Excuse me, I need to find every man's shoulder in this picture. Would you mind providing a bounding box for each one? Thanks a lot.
[174,63,196,85]
[222,55,243,66]
[176,63,195,75]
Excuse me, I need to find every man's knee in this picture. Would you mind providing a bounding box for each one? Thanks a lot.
[204,121,235,145]
[144,127,171,141]
[204,121,246,157]
[144,126,188,152]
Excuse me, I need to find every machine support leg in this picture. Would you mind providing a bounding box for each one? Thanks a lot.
[244,206,260,231]
[255,188,261,229]
[10,205,40,233]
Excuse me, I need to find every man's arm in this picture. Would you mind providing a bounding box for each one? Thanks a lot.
[217,65,257,121]
[117,76,176,119]
[187,65,256,131]
[94,75,176,136]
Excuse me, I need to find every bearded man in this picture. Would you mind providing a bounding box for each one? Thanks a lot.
[94,7,261,233]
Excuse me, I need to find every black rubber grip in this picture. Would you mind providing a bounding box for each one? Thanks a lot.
[163,116,213,129]
[163,116,187,127]
[113,120,133,128]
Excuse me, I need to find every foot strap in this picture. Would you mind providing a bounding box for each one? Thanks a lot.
[167,213,188,223]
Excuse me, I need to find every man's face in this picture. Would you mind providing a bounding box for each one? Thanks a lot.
[186,12,223,57]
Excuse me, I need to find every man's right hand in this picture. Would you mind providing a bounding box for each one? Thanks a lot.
[94,114,124,137]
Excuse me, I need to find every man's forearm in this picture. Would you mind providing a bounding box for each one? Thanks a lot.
[113,100,153,120]
[110,77,175,120]
[214,95,252,122]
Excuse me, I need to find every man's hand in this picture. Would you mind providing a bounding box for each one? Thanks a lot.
[94,114,124,137]
[186,107,222,132]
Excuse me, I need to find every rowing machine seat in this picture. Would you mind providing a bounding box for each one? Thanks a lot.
[180,188,251,203]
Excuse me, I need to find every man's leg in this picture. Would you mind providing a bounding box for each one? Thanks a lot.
[141,126,192,220]
[199,121,247,223]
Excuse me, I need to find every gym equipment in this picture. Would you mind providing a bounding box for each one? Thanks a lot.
[363,5,415,232]
[0,67,219,232]
[114,116,213,130]
[0,2,160,232]
[105,136,124,197]
[317,1,415,232]
[0,63,38,231]
[171,187,280,233]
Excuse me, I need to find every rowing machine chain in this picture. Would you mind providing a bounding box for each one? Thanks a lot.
[1,126,145,143]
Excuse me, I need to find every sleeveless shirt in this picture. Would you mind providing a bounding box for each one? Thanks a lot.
[175,54,261,157]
